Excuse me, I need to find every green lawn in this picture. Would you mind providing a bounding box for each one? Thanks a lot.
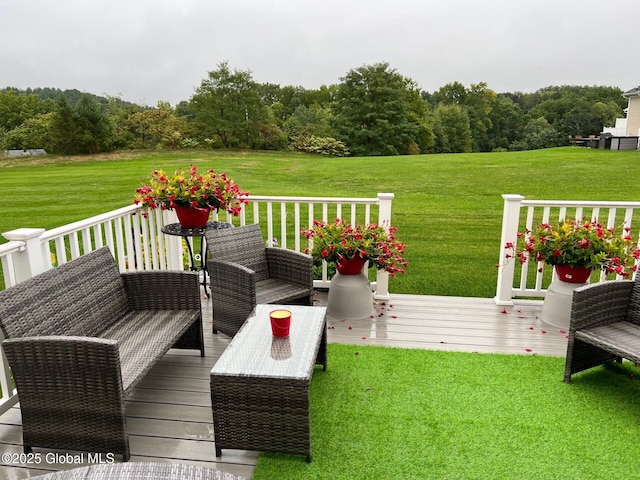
[1,147,639,297]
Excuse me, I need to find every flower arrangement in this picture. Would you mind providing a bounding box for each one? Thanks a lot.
[301,218,408,277]
[134,165,248,215]
[504,218,639,278]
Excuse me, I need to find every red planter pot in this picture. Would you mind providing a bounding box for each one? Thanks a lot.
[555,265,592,283]
[337,255,366,275]
[175,206,210,228]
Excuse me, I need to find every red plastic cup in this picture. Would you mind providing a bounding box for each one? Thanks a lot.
[270,310,291,337]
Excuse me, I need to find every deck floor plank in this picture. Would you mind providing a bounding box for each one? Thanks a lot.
[0,291,561,479]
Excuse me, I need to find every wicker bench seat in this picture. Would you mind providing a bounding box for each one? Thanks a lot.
[564,277,640,382]
[0,247,205,461]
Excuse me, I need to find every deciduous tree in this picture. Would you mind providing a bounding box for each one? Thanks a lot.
[190,61,273,148]
[332,62,432,156]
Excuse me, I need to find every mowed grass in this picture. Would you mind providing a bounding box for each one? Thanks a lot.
[1,147,639,297]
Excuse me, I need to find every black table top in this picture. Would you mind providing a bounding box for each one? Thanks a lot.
[161,221,233,237]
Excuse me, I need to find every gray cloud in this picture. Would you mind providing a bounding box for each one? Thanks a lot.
[1,0,638,105]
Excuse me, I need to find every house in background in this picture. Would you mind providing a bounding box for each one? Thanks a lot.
[601,85,640,150]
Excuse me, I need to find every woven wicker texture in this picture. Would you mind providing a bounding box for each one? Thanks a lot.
[31,462,246,479]
[0,247,128,338]
[205,224,314,337]
[564,277,640,382]
[211,304,327,462]
[0,247,205,461]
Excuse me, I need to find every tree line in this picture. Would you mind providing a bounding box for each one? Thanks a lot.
[0,61,627,156]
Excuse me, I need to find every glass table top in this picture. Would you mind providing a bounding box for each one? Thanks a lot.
[211,304,327,381]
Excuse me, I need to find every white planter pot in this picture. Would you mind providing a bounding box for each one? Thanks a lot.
[326,272,374,320]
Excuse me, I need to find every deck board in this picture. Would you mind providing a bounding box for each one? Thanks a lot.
[0,291,561,479]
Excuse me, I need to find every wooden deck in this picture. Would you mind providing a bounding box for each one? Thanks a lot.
[0,291,564,479]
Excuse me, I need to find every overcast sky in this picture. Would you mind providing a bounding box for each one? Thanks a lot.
[2,0,639,106]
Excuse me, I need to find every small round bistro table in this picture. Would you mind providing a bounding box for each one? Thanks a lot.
[161,221,232,296]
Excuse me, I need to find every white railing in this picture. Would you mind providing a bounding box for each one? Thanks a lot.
[0,192,393,413]
[495,194,640,305]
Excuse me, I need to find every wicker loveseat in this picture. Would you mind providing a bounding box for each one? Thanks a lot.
[205,224,314,337]
[564,275,640,382]
[0,247,204,461]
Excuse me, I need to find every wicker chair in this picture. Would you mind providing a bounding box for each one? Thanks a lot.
[205,224,314,337]
[564,275,640,382]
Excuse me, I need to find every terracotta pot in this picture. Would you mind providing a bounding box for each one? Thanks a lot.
[336,255,366,275]
[555,264,592,283]
[174,206,210,228]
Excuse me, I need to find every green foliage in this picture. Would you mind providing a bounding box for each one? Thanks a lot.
[1,76,633,156]
[431,103,472,153]
[508,85,626,138]
[2,113,53,150]
[433,81,498,152]
[509,117,563,151]
[283,104,334,139]
[190,61,271,149]
[0,89,54,131]
[332,62,432,156]
[47,94,115,154]
[487,95,526,150]
[125,104,188,149]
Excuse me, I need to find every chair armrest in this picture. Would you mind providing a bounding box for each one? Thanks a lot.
[207,260,257,302]
[265,248,313,287]
[570,280,635,332]
[121,271,201,310]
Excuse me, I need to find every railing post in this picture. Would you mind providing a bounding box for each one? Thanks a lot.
[163,210,184,271]
[494,195,525,306]
[2,228,47,283]
[374,193,394,300]
[0,229,47,412]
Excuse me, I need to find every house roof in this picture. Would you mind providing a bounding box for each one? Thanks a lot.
[622,86,640,97]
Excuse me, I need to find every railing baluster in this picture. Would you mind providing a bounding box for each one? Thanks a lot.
[81,227,92,255]
[93,225,103,249]
[266,202,274,247]
[294,203,301,252]
[114,215,126,270]
[279,202,287,248]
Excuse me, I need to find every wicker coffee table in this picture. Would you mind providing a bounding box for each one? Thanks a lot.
[210,304,327,462]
